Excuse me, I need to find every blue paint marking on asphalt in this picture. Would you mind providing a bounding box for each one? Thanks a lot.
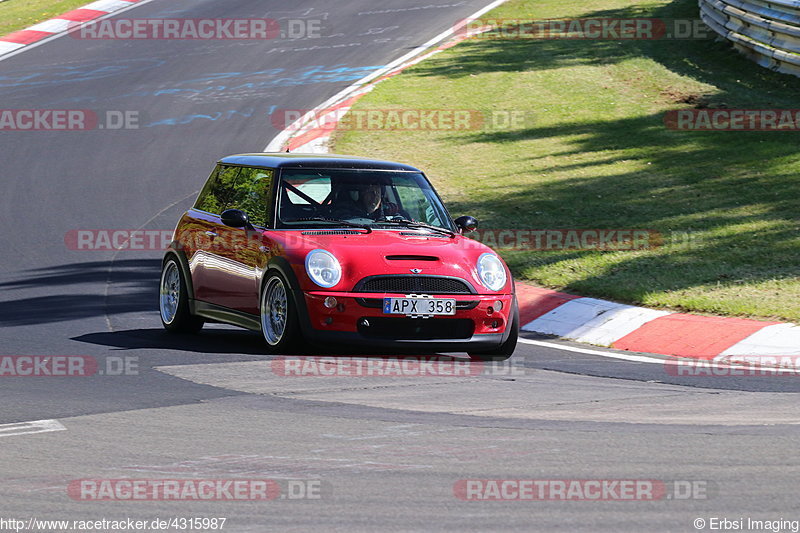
[17,63,385,105]
[0,59,167,89]
[143,108,256,127]
[111,64,384,100]
[0,63,379,90]
[167,68,288,86]
[97,59,389,134]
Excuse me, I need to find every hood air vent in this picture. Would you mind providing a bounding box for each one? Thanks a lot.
[385,255,439,261]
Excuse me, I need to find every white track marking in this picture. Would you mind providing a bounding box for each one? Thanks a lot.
[522,298,670,345]
[264,0,510,152]
[26,19,73,34]
[518,338,667,364]
[720,323,800,357]
[519,338,800,374]
[0,419,66,438]
[0,42,25,55]
[83,0,137,11]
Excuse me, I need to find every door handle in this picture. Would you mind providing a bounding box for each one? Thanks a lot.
[259,246,271,253]
[205,231,218,238]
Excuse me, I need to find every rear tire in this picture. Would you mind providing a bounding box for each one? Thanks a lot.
[260,271,300,354]
[468,299,518,362]
[159,258,204,333]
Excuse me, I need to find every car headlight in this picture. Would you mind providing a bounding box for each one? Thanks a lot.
[477,253,507,292]
[305,249,342,288]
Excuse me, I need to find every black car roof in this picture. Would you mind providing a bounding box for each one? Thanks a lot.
[219,153,421,172]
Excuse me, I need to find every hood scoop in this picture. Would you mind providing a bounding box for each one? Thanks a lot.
[399,232,449,239]
[385,255,439,261]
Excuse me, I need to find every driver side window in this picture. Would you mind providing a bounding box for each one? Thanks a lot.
[194,165,240,215]
[225,167,274,228]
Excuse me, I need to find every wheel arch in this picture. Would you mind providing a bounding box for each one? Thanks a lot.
[163,244,195,301]
[261,256,301,293]
[261,256,313,337]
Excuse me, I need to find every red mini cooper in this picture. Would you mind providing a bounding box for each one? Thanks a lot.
[159,153,518,360]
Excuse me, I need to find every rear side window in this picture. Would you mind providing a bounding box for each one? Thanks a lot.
[225,167,274,228]
[194,165,241,215]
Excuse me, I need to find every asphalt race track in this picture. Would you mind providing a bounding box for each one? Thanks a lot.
[1,1,799,531]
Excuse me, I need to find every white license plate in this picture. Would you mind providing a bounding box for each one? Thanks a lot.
[383,297,456,316]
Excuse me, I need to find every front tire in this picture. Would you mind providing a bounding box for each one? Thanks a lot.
[469,300,518,362]
[159,258,204,333]
[260,272,300,353]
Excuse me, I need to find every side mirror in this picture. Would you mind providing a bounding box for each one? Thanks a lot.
[454,215,478,234]
[221,209,250,228]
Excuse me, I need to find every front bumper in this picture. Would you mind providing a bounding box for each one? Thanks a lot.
[294,290,514,351]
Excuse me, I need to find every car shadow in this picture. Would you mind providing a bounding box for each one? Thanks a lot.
[72,328,469,360]
[72,328,269,355]
[0,259,161,327]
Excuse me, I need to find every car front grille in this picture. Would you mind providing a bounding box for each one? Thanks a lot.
[353,276,475,294]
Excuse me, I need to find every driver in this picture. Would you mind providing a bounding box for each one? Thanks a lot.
[331,182,384,220]
[357,182,382,216]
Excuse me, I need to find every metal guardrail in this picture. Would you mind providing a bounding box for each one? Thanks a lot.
[699,0,800,77]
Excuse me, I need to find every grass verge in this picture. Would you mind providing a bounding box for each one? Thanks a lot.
[0,0,92,37]
[332,0,800,322]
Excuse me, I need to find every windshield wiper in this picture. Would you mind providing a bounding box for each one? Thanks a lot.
[284,217,372,233]
[377,217,456,238]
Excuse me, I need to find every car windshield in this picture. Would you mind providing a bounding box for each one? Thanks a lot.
[277,169,455,232]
